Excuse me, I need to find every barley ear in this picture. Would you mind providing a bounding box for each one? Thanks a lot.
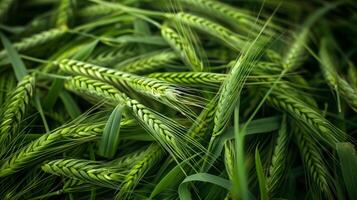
[266,115,290,196]
[42,158,124,189]
[294,123,333,198]
[0,75,35,150]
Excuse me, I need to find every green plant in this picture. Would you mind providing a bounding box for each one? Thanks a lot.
[0,75,35,150]
[0,1,355,199]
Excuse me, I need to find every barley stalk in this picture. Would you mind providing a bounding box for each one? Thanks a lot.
[266,115,290,196]
[60,148,152,192]
[212,50,260,138]
[161,24,203,71]
[280,2,339,72]
[282,28,309,71]
[56,0,71,27]
[176,0,274,35]
[0,124,104,177]
[266,88,343,147]
[188,97,217,141]
[320,38,357,111]
[0,75,35,148]
[116,144,165,199]
[146,66,281,86]
[255,75,316,106]
[148,72,226,86]
[64,75,128,103]
[88,45,135,67]
[0,27,68,60]
[169,12,247,51]
[0,1,353,199]
[63,178,89,191]
[42,158,124,189]
[116,50,178,74]
[79,4,123,18]
[337,78,357,111]
[224,140,235,180]
[109,147,150,168]
[293,124,331,196]
[65,76,185,159]
[0,70,17,106]
[58,59,184,107]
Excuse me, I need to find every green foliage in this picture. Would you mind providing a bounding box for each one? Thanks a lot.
[0,0,355,199]
[98,104,125,158]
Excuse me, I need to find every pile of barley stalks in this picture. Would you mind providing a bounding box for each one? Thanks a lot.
[0,0,356,199]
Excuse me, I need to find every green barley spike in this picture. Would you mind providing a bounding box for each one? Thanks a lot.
[0,124,104,177]
[116,144,165,199]
[161,24,203,72]
[169,12,247,51]
[65,76,185,160]
[42,158,124,189]
[56,0,71,27]
[116,50,178,74]
[266,115,290,196]
[266,87,344,147]
[148,72,226,86]
[0,27,68,60]
[294,124,332,197]
[0,75,35,149]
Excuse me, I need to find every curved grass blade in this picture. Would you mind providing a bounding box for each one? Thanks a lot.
[98,104,125,158]
[0,32,27,81]
[336,143,357,200]
[59,91,81,119]
[178,173,231,200]
[149,156,195,199]
[255,148,268,200]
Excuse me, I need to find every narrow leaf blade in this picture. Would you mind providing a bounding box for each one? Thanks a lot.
[255,148,268,200]
[98,105,125,158]
[336,142,357,200]
[0,32,28,81]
